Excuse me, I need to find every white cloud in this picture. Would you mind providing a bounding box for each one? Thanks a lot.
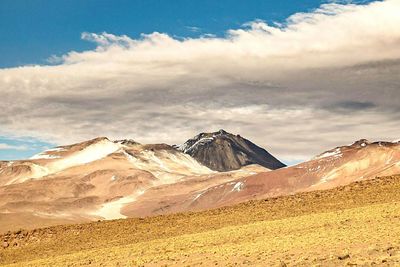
[185,26,201,33]
[0,0,399,162]
[0,144,29,151]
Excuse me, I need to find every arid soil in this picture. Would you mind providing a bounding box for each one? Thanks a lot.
[1,174,399,266]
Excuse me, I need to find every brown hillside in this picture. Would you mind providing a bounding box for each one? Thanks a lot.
[1,174,400,266]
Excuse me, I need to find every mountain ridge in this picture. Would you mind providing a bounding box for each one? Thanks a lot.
[0,133,399,233]
[175,129,286,171]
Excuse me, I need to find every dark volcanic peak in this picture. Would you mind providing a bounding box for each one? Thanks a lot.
[177,129,229,154]
[176,129,286,171]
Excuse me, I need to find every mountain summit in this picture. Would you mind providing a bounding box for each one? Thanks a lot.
[176,129,286,171]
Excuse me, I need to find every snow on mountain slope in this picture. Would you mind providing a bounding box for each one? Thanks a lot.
[313,147,342,160]
[44,138,121,173]
[2,135,399,231]
[0,137,122,186]
[91,189,146,220]
[30,147,65,160]
[123,147,213,184]
[1,131,277,186]
[121,164,270,217]
[86,145,215,219]
[0,161,50,186]
[177,135,214,154]
[309,140,400,189]
[176,129,286,171]
[80,144,215,220]
[200,139,400,205]
[0,138,218,224]
[121,139,400,217]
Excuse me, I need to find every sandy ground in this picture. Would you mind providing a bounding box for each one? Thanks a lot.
[1,174,400,266]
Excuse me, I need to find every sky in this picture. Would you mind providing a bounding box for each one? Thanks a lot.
[0,0,343,68]
[0,0,399,164]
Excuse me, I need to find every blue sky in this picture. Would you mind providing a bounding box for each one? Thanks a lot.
[0,136,55,160]
[1,0,396,164]
[0,0,348,68]
[0,0,333,161]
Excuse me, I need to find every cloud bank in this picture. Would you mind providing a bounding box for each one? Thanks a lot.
[0,143,28,151]
[1,0,400,163]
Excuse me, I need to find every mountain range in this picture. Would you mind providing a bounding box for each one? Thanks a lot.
[0,130,399,232]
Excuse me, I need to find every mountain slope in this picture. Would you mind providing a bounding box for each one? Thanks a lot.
[0,136,269,231]
[186,139,400,208]
[1,175,400,266]
[122,139,400,217]
[0,137,121,186]
[176,129,286,171]
[1,135,400,233]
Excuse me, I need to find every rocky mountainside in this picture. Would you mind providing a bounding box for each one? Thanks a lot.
[0,135,269,231]
[123,139,400,217]
[176,129,286,171]
[1,134,400,233]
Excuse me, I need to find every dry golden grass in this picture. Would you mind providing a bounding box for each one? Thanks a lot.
[1,175,400,266]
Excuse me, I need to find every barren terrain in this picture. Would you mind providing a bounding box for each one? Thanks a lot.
[1,174,399,266]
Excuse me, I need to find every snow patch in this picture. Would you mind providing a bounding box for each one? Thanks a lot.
[177,130,230,153]
[386,155,394,164]
[178,137,214,153]
[315,172,337,185]
[30,153,61,160]
[30,147,65,159]
[47,139,121,171]
[314,148,342,160]
[92,190,145,220]
[149,151,171,172]
[5,163,50,185]
[7,139,122,185]
[193,191,205,201]
[123,149,212,184]
[308,165,321,172]
[232,181,244,192]
[294,166,305,169]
